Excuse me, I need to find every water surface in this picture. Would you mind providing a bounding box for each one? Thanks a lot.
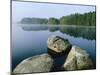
[12,24,96,71]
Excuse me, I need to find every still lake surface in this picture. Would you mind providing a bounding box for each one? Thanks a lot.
[12,23,96,71]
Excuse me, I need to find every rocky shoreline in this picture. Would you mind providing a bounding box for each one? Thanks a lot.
[13,35,94,74]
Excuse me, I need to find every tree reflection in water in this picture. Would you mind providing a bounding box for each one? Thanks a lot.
[21,25,96,40]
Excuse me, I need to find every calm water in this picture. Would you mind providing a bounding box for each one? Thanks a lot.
[12,24,96,71]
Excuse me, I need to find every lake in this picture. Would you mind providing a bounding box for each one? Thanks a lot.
[11,24,96,72]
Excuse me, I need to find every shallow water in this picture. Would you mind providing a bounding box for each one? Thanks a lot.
[11,24,96,72]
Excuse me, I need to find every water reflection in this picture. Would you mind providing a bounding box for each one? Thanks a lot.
[12,24,96,71]
[21,25,96,40]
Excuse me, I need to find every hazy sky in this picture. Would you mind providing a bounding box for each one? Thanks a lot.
[12,1,95,22]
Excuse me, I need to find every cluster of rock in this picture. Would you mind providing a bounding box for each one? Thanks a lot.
[13,35,94,74]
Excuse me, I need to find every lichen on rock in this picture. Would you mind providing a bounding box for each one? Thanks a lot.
[13,53,54,74]
[63,46,94,70]
[47,35,72,56]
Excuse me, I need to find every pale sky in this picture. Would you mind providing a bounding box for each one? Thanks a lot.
[12,1,96,22]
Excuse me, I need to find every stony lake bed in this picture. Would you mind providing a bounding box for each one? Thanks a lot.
[12,24,96,74]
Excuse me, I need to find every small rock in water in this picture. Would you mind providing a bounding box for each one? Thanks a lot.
[13,53,54,74]
[47,35,72,57]
[63,46,94,70]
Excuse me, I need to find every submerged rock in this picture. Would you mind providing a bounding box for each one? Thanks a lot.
[47,35,72,56]
[13,53,54,74]
[63,46,94,70]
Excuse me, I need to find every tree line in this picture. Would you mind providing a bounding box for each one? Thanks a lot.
[20,11,96,26]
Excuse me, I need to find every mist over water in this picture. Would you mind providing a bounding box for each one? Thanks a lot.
[12,23,96,71]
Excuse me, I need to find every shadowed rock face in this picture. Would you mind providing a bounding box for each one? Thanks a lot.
[63,46,94,70]
[47,35,72,57]
[13,54,54,74]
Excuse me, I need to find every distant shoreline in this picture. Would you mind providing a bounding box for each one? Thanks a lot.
[19,11,96,26]
[17,24,96,28]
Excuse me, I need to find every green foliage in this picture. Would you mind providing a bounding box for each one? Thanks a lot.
[20,11,96,26]
[47,18,59,25]
[60,11,96,26]
[21,18,48,24]
[21,18,32,24]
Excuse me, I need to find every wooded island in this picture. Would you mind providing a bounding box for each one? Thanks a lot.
[20,11,96,26]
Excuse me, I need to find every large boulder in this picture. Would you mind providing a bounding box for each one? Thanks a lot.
[47,35,72,56]
[13,53,54,74]
[63,46,94,70]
